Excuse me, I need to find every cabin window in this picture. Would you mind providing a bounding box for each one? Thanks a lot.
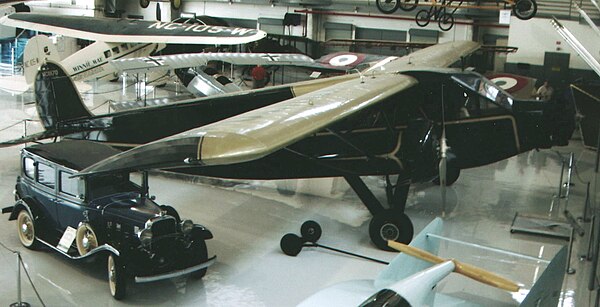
[121,43,129,51]
[104,50,112,58]
[60,171,83,198]
[23,157,35,179]
[37,162,55,189]
[112,46,120,54]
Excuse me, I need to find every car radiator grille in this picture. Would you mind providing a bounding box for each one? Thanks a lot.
[151,217,177,236]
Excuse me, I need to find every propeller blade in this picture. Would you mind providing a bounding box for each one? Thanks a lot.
[388,241,520,292]
[439,131,448,216]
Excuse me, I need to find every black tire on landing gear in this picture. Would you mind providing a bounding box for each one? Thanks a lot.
[300,220,322,243]
[108,254,127,300]
[369,210,414,251]
[190,240,209,279]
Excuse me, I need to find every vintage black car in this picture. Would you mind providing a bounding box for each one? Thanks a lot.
[2,141,215,299]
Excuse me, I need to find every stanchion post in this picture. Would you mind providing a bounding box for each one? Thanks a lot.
[582,182,592,222]
[583,215,596,261]
[566,227,576,274]
[558,157,566,199]
[10,252,30,307]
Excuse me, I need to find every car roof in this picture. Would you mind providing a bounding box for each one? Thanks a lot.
[24,141,121,171]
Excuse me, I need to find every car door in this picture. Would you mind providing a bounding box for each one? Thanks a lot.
[55,169,87,230]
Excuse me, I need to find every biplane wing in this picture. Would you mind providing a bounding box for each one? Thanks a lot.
[78,41,479,175]
[110,52,314,73]
[0,13,266,45]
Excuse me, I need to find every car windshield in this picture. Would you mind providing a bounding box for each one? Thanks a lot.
[86,173,141,200]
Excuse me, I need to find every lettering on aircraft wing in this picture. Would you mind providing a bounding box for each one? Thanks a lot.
[260,54,281,62]
[143,57,166,67]
[148,22,255,36]
[0,13,267,45]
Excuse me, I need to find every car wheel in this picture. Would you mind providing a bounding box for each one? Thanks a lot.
[368,210,414,251]
[190,240,208,279]
[76,223,99,256]
[108,254,127,300]
[17,210,37,249]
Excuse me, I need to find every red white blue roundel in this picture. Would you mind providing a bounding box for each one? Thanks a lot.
[319,52,367,69]
[488,73,529,93]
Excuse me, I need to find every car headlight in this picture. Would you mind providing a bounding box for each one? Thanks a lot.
[180,219,194,234]
[138,228,153,247]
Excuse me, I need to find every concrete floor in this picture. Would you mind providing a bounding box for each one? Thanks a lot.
[0,77,597,306]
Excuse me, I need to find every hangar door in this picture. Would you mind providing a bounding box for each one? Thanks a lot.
[259,17,284,35]
[324,22,353,53]
[355,28,407,56]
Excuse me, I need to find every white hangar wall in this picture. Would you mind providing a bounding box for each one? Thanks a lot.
[507,16,600,71]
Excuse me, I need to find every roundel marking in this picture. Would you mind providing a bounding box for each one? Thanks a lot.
[329,54,359,67]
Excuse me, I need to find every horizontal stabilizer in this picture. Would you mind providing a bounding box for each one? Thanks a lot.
[0,13,266,45]
[0,130,59,148]
[78,73,418,175]
[110,53,315,73]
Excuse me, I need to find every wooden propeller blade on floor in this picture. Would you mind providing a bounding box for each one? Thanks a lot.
[388,241,520,292]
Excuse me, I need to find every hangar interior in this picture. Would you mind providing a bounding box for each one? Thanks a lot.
[0,0,599,306]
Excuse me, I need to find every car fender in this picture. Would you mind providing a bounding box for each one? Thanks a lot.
[7,198,38,221]
[191,224,213,240]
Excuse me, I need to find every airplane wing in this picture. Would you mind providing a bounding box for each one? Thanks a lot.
[367,40,480,73]
[110,53,315,73]
[0,13,266,45]
[77,40,480,175]
[79,73,418,175]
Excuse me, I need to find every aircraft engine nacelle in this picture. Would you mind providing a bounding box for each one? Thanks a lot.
[399,119,440,183]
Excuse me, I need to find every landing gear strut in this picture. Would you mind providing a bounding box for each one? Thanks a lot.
[344,175,414,251]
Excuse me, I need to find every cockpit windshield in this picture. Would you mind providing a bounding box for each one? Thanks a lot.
[451,72,514,111]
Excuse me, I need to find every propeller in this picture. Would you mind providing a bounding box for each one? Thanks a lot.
[439,84,448,217]
[388,241,520,292]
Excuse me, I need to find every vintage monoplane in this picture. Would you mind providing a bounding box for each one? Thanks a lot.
[3,40,575,250]
[0,12,268,92]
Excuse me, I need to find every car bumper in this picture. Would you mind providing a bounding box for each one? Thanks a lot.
[134,255,216,283]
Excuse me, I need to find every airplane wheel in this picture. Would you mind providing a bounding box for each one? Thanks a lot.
[415,10,431,27]
[513,0,537,20]
[108,254,127,300]
[76,223,99,256]
[376,0,400,14]
[171,0,181,10]
[300,220,322,243]
[438,13,454,31]
[369,210,413,251]
[190,240,209,279]
[280,233,304,256]
[16,210,37,249]
[398,0,418,11]
[139,0,149,8]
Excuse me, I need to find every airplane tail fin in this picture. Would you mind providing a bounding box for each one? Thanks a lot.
[35,61,92,130]
[24,35,60,85]
[519,246,567,307]
[374,218,443,289]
